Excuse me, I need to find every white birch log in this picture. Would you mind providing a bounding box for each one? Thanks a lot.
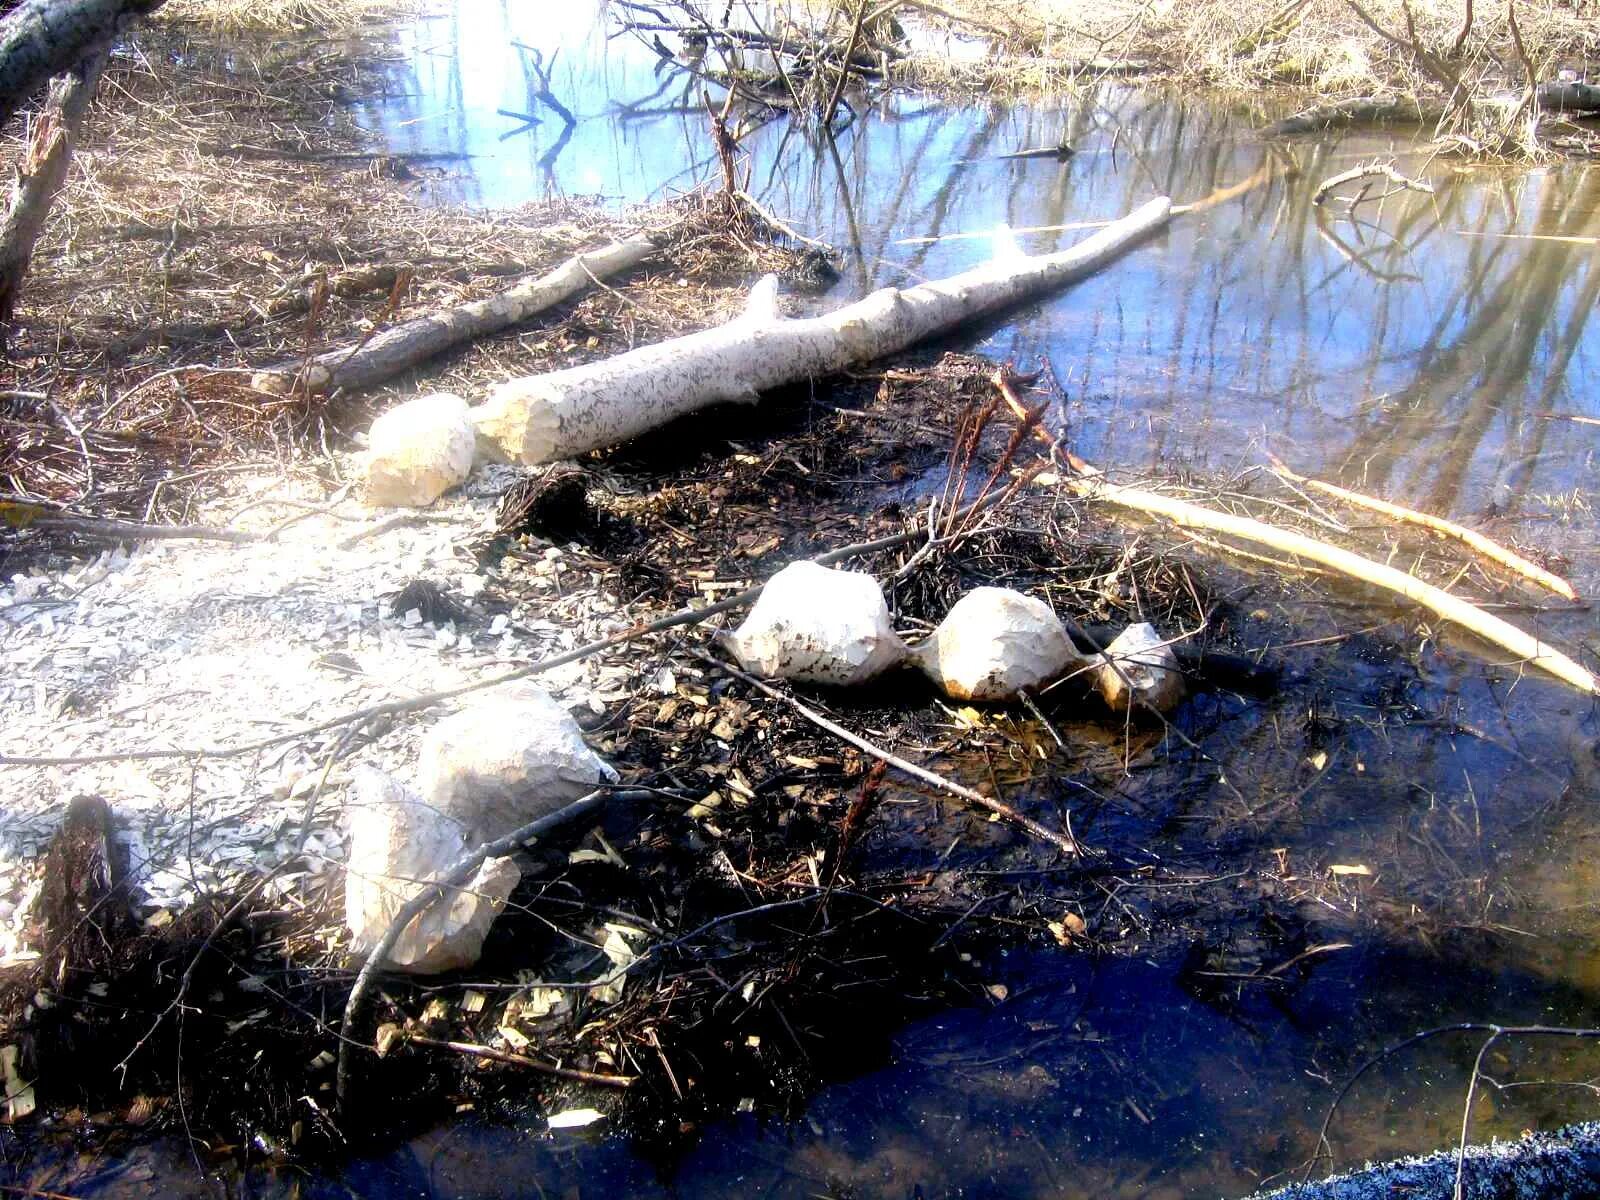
[251,232,659,397]
[472,197,1173,464]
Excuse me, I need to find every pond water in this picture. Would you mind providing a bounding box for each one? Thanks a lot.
[27,2,1600,1196]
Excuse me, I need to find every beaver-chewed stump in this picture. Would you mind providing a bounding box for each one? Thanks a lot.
[27,796,132,989]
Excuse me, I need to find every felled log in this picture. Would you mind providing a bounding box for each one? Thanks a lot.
[250,232,660,397]
[0,0,162,129]
[1536,80,1600,113]
[473,197,1173,463]
[0,41,106,327]
[1263,95,1441,137]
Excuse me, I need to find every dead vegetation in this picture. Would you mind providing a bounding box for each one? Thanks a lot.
[0,21,822,554]
[153,0,403,33]
[863,0,1600,155]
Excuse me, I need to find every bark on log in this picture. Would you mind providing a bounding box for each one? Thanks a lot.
[1263,95,1442,136]
[0,0,161,130]
[473,196,1173,464]
[249,232,659,397]
[0,38,105,328]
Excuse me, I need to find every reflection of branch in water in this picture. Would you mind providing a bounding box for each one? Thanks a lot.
[538,117,576,177]
[611,67,689,119]
[812,123,869,293]
[512,43,577,126]
[1311,214,1423,287]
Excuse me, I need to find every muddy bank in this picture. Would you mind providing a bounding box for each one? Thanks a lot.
[4,340,1600,1196]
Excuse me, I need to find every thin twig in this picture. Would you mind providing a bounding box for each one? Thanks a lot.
[400,1033,634,1088]
[689,647,1078,854]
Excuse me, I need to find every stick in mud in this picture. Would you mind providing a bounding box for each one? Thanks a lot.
[687,646,1080,855]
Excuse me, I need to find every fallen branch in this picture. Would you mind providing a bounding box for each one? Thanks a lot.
[1071,471,1595,694]
[992,373,1596,696]
[1311,161,1435,206]
[474,196,1172,463]
[400,1032,634,1088]
[690,647,1079,855]
[336,790,608,1110]
[250,232,661,397]
[1,509,258,543]
[1266,454,1578,600]
[1262,95,1440,137]
[0,37,107,329]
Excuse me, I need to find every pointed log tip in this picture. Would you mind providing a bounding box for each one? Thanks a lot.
[743,273,781,324]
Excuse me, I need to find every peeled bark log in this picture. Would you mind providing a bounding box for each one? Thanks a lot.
[0,0,160,130]
[250,232,659,397]
[0,40,105,329]
[1268,454,1578,600]
[473,196,1173,464]
[1070,471,1598,696]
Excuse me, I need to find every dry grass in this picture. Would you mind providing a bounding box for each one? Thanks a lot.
[893,0,1600,155]
[155,0,406,33]
[940,0,1596,91]
[2,25,808,530]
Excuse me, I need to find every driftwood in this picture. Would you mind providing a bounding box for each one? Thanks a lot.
[992,373,1597,696]
[250,232,661,397]
[473,197,1173,464]
[1311,162,1434,206]
[1267,454,1578,600]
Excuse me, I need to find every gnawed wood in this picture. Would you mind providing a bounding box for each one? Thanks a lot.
[1267,454,1578,601]
[992,372,1597,696]
[0,40,107,329]
[250,232,660,397]
[1072,472,1596,694]
[474,197,1173,464]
